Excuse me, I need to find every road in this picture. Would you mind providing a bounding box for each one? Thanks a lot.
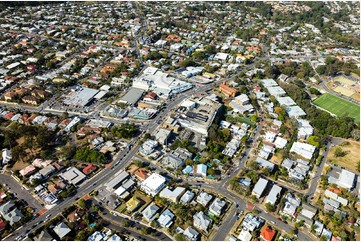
[305,137,342,199]
[4,71,228,241]
[0,174,43,212]
[91,197,171,241]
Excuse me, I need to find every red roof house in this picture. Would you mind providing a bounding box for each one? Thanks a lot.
[82,164,97,175]
[0,219,6,231]
[260,226,276,241]
[3,112,14,120]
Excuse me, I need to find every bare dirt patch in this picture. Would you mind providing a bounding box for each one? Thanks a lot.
[327,139,360,174]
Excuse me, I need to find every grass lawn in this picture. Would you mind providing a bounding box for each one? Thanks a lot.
[313,93,360,124]
[327,139,360,173]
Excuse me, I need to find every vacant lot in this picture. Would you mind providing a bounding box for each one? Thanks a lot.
[327,139,360,174]
[313,93,360,124]
[333,86,355,97]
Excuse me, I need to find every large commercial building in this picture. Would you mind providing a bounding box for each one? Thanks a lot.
[132,67,194,98]
[177,97,221,136]
[63,86,99,107]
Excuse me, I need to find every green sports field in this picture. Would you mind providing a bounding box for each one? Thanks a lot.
[313,93,360,124]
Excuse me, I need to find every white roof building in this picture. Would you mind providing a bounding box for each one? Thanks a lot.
[132,67,193,98]
[241,213,264,232]
[290,142,316,160]
[265,184,282,205]
[237,228,252,241]
[193,211,212,231]
[214,52,229,62]
[261,79,278,87]
[209,198,226,216]
[256,157,275,171]
[180,190,195,203]
[194,164,207,177]
[159,186,186,202]
[286,105,306,118]
[274,137,288,149]
[338,169,356,190]
[60,167,86,185]
[154,128,172,145]
[53,222,71,239]
[2,148,11,165]
[276,96,296,106]
[196,191,213,207]
[87,231,105,241]
[142,203,159,222]
[183,227,199,241]
[252,178,268,198]
[157,209,174,228]
[264,131,277,143]
[140,173,166,196]
[314,221,324,237]
[282,193,301,217]
[297,119,314,140]
[267,86,287,96]
[139,139,158,156]
[107,234,122,241]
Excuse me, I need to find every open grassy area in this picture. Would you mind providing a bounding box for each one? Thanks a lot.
[313,93,360,124]
[327,139,360,173]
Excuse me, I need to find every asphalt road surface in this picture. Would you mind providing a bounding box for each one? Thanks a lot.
[0,174,43,212]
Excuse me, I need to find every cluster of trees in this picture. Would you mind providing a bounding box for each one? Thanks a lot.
[235,28,258,42]
[110,123,139,139]
[280,82,359,140]
[145,51,163,61]
[269,61,314,80]
[170,139,197,155]
[316,57,359,76]
[179,59,196,68]
[206,125,232,162]
[74,147,106,163]
[3,124,56,163]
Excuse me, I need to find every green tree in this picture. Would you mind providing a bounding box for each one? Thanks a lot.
[78,199,86,209]
[249,161,259,170]
[265,202,276,212]
[334,147,348,157]
[208,167,215,176]
[175,234,187,241]
[121,220,130,227]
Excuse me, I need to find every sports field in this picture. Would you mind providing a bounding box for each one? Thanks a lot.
[313,93,360,124]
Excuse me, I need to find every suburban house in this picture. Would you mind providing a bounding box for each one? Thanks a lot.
[252,178,268,198]
[209,198,226,216]
[260,226,276,241]
[53,222,71,239]
[219,81,237,97]
[159,186,186,203]
[162,147,192,169]
[180,190,195,203]
[142,203,159,222]
[265,184,282,206]
[193,211,212,231]
[157,209,174,228]
[196,191,213,207]
[183,227,199,241]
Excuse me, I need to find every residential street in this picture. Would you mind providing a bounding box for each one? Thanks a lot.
[0,174,43,212]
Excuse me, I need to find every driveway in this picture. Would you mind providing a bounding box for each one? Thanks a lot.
[0,174,43,212]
